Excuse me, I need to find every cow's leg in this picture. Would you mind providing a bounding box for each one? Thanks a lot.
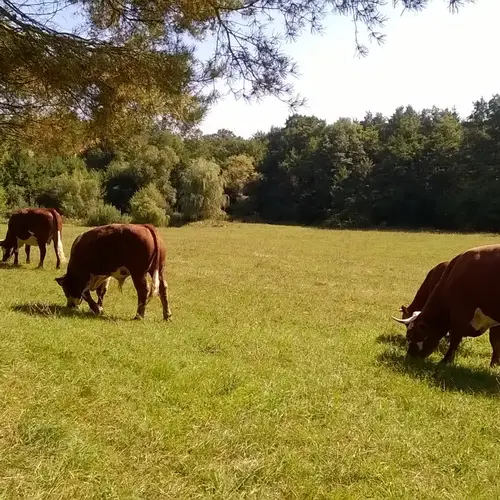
[96,280,110,308]
[13,248,19,266]
[132,273,149,320]
[82,290,103,315]
[37,242,47,268]
[439,331,463,365]
[158,272,172,321]
[25,245,30,265]
[489,326,500,367]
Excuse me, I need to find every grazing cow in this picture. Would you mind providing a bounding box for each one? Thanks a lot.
[0,207,65,269]
[55,223,172,320]
[392,244,500,367]
[400,260,449,321]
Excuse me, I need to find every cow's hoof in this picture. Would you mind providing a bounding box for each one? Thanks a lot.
[133,315,144,321]
[163,312,172,321]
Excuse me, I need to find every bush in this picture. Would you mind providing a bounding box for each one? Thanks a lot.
[129,183,169,226]
[40,167,103,220]
[85,203,130,227]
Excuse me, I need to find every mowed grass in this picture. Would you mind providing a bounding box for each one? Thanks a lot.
[1,222,500,499]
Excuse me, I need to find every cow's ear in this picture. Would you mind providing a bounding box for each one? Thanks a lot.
[55,276,65,286]
[0,239,5,248]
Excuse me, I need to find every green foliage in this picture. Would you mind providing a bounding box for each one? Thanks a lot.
[221,154,258,200]
[0,186,7,219]
[2,92,500,231]
[85,204,129,227]
[129,184,170,227]
[177,158,227,221]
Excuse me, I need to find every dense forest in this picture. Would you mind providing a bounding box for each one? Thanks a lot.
[1,93,499,231]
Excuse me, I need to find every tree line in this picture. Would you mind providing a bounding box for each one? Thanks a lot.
[1,93,499,231]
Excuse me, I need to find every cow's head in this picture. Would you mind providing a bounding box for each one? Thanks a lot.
[391,313,441,358]
[55,275,83,308]
[0,239,14,262]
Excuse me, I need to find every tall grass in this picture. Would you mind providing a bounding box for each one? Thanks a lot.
[0,223,499,498]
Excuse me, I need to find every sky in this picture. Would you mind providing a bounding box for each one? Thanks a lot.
[198,0,500,138]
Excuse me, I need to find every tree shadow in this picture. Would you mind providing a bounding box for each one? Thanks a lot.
[11,302,118,321]
[377,333,500,397]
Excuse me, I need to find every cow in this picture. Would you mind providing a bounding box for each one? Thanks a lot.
[392,244,500,367]
[0,207,65,269]
[399,260,449,321]
[55,223,172,321]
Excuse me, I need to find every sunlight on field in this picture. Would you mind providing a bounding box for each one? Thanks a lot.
[0,222,500,498]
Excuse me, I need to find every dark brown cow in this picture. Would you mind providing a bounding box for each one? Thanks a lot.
[0,207,65,269]
[392,244,500,367]
[55,223,172,320]
[400,260,449,320]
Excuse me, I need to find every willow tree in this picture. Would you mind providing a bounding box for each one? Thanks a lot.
[0,0,473,150]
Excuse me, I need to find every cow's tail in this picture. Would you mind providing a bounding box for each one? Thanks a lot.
[145,224,161,300]
[49,209,66,264]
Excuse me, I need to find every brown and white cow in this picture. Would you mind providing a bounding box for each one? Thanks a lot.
[399,260,449,321]
[0,207,65,269]
[55,223,172,320]
[392,244,500,367]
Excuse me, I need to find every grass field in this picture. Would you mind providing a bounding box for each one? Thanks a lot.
[1,222,500,499]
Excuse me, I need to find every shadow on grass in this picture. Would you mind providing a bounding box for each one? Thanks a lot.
[377,333,500,396]
[0,262,28,271]
[11,302,117,321]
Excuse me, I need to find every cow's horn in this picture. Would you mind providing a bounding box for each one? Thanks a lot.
[392,311,421,324]
[392,316,413,324]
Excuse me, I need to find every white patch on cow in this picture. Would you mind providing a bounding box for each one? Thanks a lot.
[55,230,66,263]
[416,341,424,351]
[87,275,111,292]
[111,266,129,281]
[17,231,37,248]
[86,267,130,292]
[470,307,499,333]
[151,269,159,297]
[474,253,481,260]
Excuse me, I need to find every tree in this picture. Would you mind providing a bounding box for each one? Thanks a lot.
[1,0,473,148]
[177,158,227,221]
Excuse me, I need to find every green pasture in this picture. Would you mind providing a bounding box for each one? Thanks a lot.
[0,222,500,499]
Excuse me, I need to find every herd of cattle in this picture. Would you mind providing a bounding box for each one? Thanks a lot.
[0,207,172,321]
[393,245,500,367]
[1,207,500,368]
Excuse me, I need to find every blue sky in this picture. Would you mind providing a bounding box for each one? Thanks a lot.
[199,0,500,137]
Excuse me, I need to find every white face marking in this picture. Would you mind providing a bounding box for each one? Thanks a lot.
[470,307,499,332]
[416,341,424,351]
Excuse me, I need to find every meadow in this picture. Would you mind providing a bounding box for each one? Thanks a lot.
[1,222,500,499]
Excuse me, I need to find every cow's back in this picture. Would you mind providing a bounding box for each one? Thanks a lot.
[408,260,449,313]
[440,244,500,322]
[69,224,159,276]
[8,208,55,239]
